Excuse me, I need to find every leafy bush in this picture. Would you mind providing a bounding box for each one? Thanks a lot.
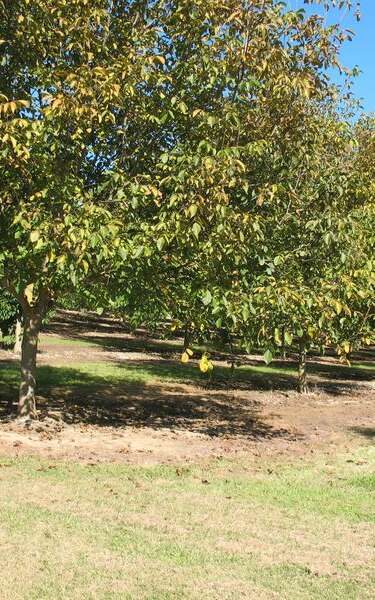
[0,291,20,343]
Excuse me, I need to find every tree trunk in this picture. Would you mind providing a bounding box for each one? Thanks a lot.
[229,337,235,379]
[281,326,286,360]
[298,338,308,394]
[13,318,22,354]
[18,309,42,418]
[183,326,191,351]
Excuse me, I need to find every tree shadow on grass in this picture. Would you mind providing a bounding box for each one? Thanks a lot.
[0,356,370,438]
[349,427,375,442]
[44,312,375,384]
[0,359,296,440]
[49,310,130,334]
[295,361,374,382]
[0,350,370,433]
[236,352,374,383]
[45,324,184,356]
[43,317,375,385]
[45,310,184,355]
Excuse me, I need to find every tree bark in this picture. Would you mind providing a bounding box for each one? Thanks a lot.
[281,326,287,360]
[229,336,235,379]
[183,326,191,351]
[298,338,308,394]
[13,318,22,354]
[18,307,43,418]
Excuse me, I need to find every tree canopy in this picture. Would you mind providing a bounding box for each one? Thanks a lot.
[0,0,373,416]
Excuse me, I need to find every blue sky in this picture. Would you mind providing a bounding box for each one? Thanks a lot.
[291,0,375,113]
[337,0,375,113]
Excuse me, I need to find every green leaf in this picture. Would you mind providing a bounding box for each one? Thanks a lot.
[192,223,201,239]
[119,247,128,260]
[156,237,165,251]
[202,290,212,306]
[134,246,144,258]
[285,331,293,345]
[189,204,198,218]
[178,101,188,115]
[263,349,273,365]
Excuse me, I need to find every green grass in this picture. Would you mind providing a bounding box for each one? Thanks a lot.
[40,332,185,353]
[0,360,193,389]
[1,322,374,598]
[0,331,374,598]
[1,358,283,391]
[39,332,375,379]
[0,353,373,399]
[0,448,374,599]
[353,362,375,372]
[39,334,97,348]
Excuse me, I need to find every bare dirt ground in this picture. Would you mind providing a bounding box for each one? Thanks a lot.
[0,310,374,465]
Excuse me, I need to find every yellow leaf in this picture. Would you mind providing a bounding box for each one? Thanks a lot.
[199,358,209,373]
[24,283,34,305]
[189,204,198,218]
[186,348,194,357]
[57,255,67,266]
[181,352,190,363]
[30,230,40,243]
[199,354,213,373]
[334,300,342,315]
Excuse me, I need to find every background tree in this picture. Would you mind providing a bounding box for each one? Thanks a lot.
[0,290,21,350]
[115,0,364,392]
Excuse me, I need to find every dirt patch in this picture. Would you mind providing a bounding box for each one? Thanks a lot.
[0,384,373,465]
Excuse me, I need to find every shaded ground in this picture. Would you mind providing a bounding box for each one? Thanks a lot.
[0,310,373,464]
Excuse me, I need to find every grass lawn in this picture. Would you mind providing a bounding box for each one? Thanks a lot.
[1,357,373,393]
[0,447,374,599]
[39,333,97,348]
[1,323,374,599]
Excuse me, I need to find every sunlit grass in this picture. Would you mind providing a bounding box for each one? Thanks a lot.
[0,447,374,599]
[0,353,373,397]
[39,334,97,348]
